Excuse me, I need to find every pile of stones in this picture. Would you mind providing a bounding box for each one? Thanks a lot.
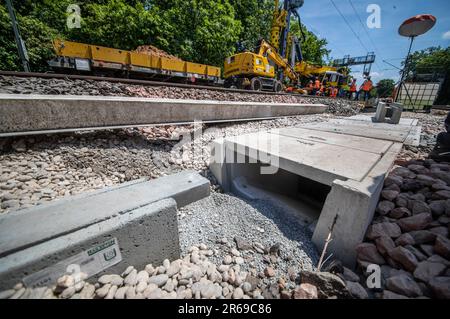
[397,112,445,161]
[0,243,350,299]
[355,159,450,299]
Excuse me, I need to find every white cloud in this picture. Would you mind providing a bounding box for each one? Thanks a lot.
[443,31,450,40]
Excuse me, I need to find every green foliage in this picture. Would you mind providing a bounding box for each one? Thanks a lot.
[0,4,60,72]
[404,46,450,77]
[376,79,395,98]
[1,0,330,72]
[228,0,274,51]
[66,0,169,51]
[155,0,242,66]
[290,20,330,65]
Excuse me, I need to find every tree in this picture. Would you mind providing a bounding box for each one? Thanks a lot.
[0,4,60,72]
[66,0,169,51]
[376,79,395,98]
[290,20,330,65]
[0,0,329,72]
[403,46,450,104]
[155,0,242,66]
[228,0,274,51]
[403,46,450,79]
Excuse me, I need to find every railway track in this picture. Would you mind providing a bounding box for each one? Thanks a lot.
[0,70,331,100]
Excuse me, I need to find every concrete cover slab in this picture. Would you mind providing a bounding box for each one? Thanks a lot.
[274,127,393,154]
[301,117,421,145]
[0,198,180,290]
[226,130,386,185]
[348,114,418,126]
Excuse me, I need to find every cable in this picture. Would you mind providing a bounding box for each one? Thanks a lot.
[329,0,370,53]
[348,0,383,72]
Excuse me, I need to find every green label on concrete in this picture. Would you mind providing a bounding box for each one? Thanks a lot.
[22,238,122,288]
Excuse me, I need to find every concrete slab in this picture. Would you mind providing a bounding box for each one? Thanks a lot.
[0,170,209,257]
[274,127,392,154]
[348,114,418,126]
[301,121,409,142]
[0,94,327,136]
[225,129,388,185]
[301,117,421,146]
[312,142,403,266]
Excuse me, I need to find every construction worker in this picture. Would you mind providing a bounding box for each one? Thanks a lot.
[357,77,373,101]
[313,77,321,96]
[307,80,314,94]
[317,83,325,96]
[330,86,338,98]
[349,79,357,99]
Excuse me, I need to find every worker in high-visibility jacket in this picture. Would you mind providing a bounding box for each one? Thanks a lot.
[330,86,338,98]
[357,77,373,101]
[349,79,357,100]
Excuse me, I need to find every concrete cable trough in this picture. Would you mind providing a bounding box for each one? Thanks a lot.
[210,115,421,267]
[0,94,327,137]
[0,170,210,290]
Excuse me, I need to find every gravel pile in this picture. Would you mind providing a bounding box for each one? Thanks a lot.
[178,192,319,285]
[355,159,450,299]
[0,75,361,115]
[397,111,446,162]
[0,242,345,299]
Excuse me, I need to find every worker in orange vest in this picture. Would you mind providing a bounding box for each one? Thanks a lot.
[330,86,338,98]
[357,77,373,101]
[349,79,357,100]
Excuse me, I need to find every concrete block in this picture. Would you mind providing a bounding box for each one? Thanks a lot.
[0,198,179,290]
[374,102,388,122]
[0,94,327,136]
[312,178,383,267]
[312,143,403,267]
[0,170,209,256]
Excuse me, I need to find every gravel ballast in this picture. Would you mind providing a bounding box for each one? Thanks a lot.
[178,192,319,282]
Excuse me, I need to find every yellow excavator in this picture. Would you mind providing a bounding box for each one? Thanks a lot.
[224,0,348,93]
[223,0,304,92]
[223,39,297,92]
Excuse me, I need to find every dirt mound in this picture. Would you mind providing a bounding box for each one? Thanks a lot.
[134,45,181,61]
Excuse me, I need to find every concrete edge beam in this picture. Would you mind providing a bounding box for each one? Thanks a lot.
[0,170,209,257]
[0,198,180,290]
[0,94,327,135]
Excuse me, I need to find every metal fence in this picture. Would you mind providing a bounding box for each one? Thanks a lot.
[397,82,441,110]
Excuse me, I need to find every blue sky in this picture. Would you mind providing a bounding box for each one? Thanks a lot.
[299,0,450,85]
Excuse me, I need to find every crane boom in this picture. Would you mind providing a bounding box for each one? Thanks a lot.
[257,39,298,82]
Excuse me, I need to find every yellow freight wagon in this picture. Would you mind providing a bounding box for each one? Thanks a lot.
[49,39,221,84]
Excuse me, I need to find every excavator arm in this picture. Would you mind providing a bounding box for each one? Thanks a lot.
[256,39,298,83]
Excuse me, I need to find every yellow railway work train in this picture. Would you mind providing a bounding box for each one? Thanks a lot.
[48,39,221,84]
